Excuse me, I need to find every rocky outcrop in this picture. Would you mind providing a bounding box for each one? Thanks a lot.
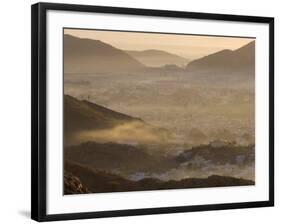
[64,171,90,194]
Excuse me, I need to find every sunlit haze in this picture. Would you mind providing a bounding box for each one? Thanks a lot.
[64,28,254,60]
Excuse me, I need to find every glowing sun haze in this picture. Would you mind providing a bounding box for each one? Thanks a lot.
[64,28,254,60]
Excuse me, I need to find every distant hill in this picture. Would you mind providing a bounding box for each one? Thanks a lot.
[127,49,189,67]
[186,41,255,75]
[64,160,254,194]
[64,94,170,145]
[64,34,145,74]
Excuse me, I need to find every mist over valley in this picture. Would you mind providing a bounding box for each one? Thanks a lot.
[63,33,255,194]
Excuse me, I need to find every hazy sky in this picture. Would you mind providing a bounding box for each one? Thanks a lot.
[64,28,254,60]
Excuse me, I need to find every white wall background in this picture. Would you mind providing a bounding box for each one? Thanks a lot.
[0,0,279,223]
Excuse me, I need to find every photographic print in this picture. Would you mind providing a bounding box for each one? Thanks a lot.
[32,3,274,221]
[63,29,256,194]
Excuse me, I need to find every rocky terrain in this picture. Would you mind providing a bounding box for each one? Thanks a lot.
[64,171,90,194]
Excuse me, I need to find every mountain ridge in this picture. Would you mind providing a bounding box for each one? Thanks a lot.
[126,49,189,67]
[64,34,145,74]
[186,41,255,75]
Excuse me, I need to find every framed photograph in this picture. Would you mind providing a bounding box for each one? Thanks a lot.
[31,2,274,222]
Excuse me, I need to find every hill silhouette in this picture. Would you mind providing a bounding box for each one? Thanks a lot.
[186,41,255,75]
[64,94,170,145]
[64,34,145,74]
[127,49,189,67]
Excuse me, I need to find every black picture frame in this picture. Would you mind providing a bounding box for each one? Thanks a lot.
[31,2,274,222]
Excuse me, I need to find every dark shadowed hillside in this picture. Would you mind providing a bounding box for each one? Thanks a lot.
[64,34,145,74]
[64,94,141,132]
[64,94,142,144]
[64,94,171,145]
[186,41,255,75]
[127,49,189,67]
[64,160,254,194]
[65,141,177,174]
[64,161,138,193]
